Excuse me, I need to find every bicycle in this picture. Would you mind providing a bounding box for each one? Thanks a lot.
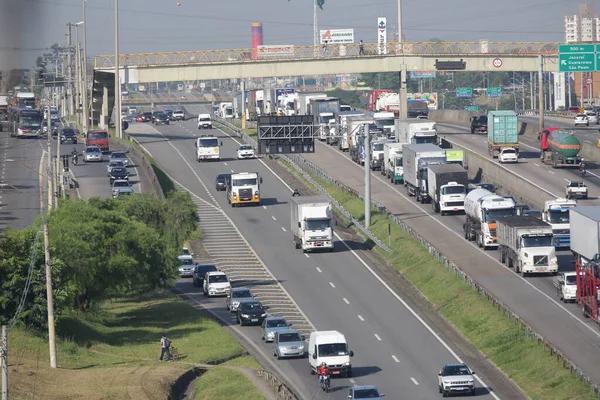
[169,345,180,361]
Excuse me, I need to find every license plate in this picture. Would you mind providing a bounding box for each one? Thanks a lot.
[316,242,322,246]
[332,371,340,375]
[291,346,297,349]
[251,319,258,322]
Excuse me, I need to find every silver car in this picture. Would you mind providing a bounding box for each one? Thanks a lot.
[261,316,290,342]
[348,385,385,399]
[177,257,195,278]
[107,159,125,173]
[273,329,305,359]
[226,287,254,313]
[111,179,134,197]
[83,146,103,162]
[109,151,129,167]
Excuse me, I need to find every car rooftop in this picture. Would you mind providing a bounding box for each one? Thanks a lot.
[351,385,379,390]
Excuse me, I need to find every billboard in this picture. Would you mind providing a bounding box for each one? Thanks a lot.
[275,88,295,99]
[553,72,566,110]
[408,92,438,110]
[256,45,294,59]
[378,18,387,55]
[320,29,354,44]
[410,71,436,79]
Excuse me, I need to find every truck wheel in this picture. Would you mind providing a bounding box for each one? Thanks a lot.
[499,250,505,264]
[582,303,589,318]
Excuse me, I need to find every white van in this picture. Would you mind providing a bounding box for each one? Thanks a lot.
[308,330,354,377]
[203,271,231,297]
[197,113,213,129]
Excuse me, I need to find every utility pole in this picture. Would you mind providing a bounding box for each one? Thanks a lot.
[74,28,81,126]
[2,325,7,400]
[313,0,318,57]
[82,0,89,133]
[537,55,544,133]
[45,107,58,369]
[397,0,408,120]
[363,123,371,228]
[114,0,122,139]
[66,23,73,119]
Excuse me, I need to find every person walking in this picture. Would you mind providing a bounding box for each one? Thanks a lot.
[359,40,365,55]
[160,334,171,361]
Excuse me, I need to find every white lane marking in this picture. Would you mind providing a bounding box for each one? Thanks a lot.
[533,163,540,167]
[329,282,336,288]
[374,333,382,341]
[304,253,309,258]
[262,205,267,209]
[343,297,350,304]
[224,162,228,166]
[392,355,400,363]
[585,140,593,144]
[349,379,356,384]
[564,179,570,182]
[230,169,234,173]
[316,267,323,273]
[410,377,419,386]
[357,315,365,321]
[271,215,277,221]
[281,226,287,232]
[549,171,556,175]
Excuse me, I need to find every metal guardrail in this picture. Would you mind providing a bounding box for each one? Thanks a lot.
[214,117,391,253]
[95,42,561,68]
[217,117,600,398]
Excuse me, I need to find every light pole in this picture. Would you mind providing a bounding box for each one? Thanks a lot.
[73,22,83,126]
[397,0,407,119]
[82,0,89,133]
[114,0,122,139]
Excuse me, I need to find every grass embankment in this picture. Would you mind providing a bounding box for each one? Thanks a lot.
[5,290,264,400]
[270,152,595,399]
[193,368,265,400]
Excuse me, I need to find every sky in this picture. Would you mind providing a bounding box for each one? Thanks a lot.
[0,0,590,70]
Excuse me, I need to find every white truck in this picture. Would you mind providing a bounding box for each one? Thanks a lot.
[297,93,326,115]
[543,198,577,249]
[395,119,438,145]
[332,111,363,148]
[427,164,468,215]
[195,135,222,161]
[227,172,262,207]
[402,143,446,203]
[219,102,233,119]
[382,142,404,184]
[369,138,389,171]
[290,195,334,252]
[346,115,374,164]
[496,216,557,276]
[372,111,396,138]
[463,189,517,249]
[553,271,578,303]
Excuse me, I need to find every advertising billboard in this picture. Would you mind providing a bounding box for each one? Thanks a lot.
[275,88,295,99]
[378,18,387,55]
[256,45,294,59]
[408,92,438,110]
[553,72,566,110]
[320,29,354,44]
[410,71,437,79]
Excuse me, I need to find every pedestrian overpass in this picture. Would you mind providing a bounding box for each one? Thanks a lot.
[94,41,560,84]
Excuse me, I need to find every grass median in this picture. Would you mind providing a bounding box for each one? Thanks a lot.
[5,290,265,400]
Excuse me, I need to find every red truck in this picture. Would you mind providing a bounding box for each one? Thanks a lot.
[366,89,392,111]
[86,129,109,153]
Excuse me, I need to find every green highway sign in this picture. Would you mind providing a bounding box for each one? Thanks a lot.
[456,87,472,97]
[486,87,501,97]
[559,44,596,53]
[464,106,479,112]
[558,44,598,72]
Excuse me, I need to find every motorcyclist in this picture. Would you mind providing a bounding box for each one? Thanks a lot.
[292,189,300,197]
[317,362,330,387]
[71,147,78,164]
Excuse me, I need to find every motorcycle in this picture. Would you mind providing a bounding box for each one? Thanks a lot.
[292,189,300,197]
[319,375,330,393]
[71,153,78,166]
[580,159,586,177]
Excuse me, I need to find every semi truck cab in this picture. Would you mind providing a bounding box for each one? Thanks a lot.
[228,172,262,207]
[543,198,577,248]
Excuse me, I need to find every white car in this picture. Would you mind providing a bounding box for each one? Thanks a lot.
[498,147,518,163]
[586,112,599,124]
[83,146,103,162]
[237,145,256,159]
[438,364,476,397]
[172,110,185,121]
[203,271,231,297]
[574,113,589,126]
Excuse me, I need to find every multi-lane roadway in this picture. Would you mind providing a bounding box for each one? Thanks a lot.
[129,105,525,399]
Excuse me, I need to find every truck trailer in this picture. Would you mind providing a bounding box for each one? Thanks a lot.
[290,195,334,252]
[346,115,373,164]
[395,119,438,145]
[382,142,404,184]
[540,129,582,168]
[332,111,363,148]
[487,110,519,158]
[402,144,446,203]
[496,216,557,276]
[426,164,468,215]
[463,188,517,249]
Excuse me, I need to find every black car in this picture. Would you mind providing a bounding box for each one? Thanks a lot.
[164,110,174,119]
[60,128,77,144]
[153,112,170,125]
[108,167,129,183]
[215,173,231,191]
[470,115,488,134]
[139,112,152,122]
[236,300,268,326]
[192,264,217,287]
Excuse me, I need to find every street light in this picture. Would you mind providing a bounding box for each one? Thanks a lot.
[82,0,89,133]
[73,22,83,126]
[114,0,122,139]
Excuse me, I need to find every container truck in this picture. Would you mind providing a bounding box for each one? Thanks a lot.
[427,164,468,215]
[298,93,326,115]
[309,97,340,141]
[487,110,519,158]
[332,111,363,148]
[543,198,577,248]
[539,129,582,168]
[372,111,396,138]
[395,119,438,145]
[347,115,373,163]
[496,216,557,276]
[403,144,446,203]
[463,189,517,249]
[367,89,392,111]
[382,142,404,184]
[570,207,600,324]
[290,195,334,252]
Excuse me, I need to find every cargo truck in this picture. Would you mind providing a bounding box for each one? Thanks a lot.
[395,119,438,145]
[382,142,404,184]
[445,150,464,168]
[427,164,468,215]
[463,188,517,249]
[403,144,446,203]
[227,172,262,207]
[496,216,557,276]
[333,111,363,149]
[539,129,582,168]
[367,89,392,111]
[298,93,326,115]
[570,207,600,324]
[347,116,373,164]
[543,198,577,248]
[290,195,334,252]
[309,97,340,141]
[369,138,389,171]
[487,110,519,158]
[372,111,396,138]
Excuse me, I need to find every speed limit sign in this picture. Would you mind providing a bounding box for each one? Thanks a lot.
[587,78,593,85]
[492,58,503,68]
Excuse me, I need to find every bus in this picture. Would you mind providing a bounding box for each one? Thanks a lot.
[194,135,222,161]
[86,130,109,152]
[8,107,43,137]
[15,92,37,108]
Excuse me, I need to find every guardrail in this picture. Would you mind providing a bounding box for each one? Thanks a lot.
[216,117,600,398]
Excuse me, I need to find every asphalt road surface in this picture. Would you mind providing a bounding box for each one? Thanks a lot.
[129,105,522,400]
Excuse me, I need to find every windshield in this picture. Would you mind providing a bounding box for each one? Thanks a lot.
[377,119,395,126]
[503,149,517,154]
[209,275,228,283]
[62,129,75,135]
[174,110,184,114]
[20,114,42,128]
[565,275,577,285]
[199,138,219,147]
[111,168,127,174]
[267,319,288,328]
[199,117,210,121]
[414,136,437,144]
[442,186,466,195]
[114,181,129,187]
[547,210,570,224]
[372,144,384,151]
[232,178,257,186]
[318,343,349,357]
[111,152,126,158]
[476,116,488,123]
[306,218,331,230]
[240,302,262,311]
[232,290,252,298]
[278,333,302,342]
[483,208,515,223]
[180,258,194,265]
[88,132,108,140]
[444,365,471,376]
[86,147,101,153]
[353,389,381,399]
[239,146,252,150]
[395,157,403,167]
[522,235,553,247]
[568,182,584,187]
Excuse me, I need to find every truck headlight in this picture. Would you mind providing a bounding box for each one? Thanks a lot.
[551,258,558,265]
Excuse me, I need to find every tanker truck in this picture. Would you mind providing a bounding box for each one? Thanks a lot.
[463,188,517,249]
[540,129,582,168]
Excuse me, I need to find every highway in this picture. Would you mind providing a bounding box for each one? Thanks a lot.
[128,106,520,400]
[287,121,600,386]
